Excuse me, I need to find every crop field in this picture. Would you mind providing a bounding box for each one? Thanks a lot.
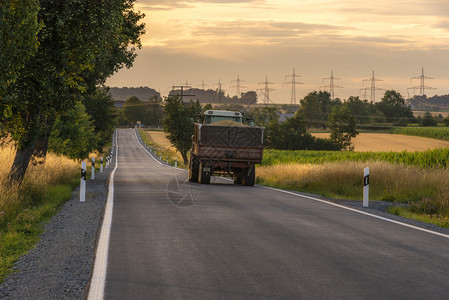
[390,127,449,142]
[312,132,449,152]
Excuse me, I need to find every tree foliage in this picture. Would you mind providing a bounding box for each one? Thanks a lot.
[327,105,359,151]
[299,91,340,128]
[0,0,41,95]
[48,101,97,160]
[376,90,414,124]
[82,88,118,152]
[163,96,202,164]
[1,0,145,184]
[264,111,337,151]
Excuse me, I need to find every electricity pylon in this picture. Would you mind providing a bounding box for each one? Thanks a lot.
[409,67,436,96]
[285,68,303,105]
[360,71,385,102]
[197,80,209,90]
[257,76,275,105]
[214,78,225,102]
[231,74,246,97]
[321,70,343,100]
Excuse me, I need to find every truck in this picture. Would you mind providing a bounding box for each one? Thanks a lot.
[188,110,264,186]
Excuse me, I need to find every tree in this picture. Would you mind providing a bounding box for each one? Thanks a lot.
[48,101,97,160]
[82,88,118,152]
[299,91,339,129]
[376,90,414,124]
[327,105,359,151]
[345,96,375,124]
[1,0,145,184]
[444,116,449,127]
[163,96,202,164]
[123,96,147,126]
[0,0,41,95]
[420,112,437,127]
[247,106,279,126]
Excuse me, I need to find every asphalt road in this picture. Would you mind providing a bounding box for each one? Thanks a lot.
[102,128,449,299]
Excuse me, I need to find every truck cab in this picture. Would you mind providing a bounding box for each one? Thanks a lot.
[203,110,243,125]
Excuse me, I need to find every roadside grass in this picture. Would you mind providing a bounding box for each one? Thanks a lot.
[391,126,449,141]
[0,146,79,283]
[256,161,449,228]
[139,128,187,168]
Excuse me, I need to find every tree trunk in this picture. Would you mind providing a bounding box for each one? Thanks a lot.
[32,134,50,164]
[181,151,189,166]
[9,139,37,185]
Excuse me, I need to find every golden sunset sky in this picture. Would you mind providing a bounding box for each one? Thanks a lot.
[106,0,449,103]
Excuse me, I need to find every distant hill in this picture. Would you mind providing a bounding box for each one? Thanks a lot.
[109,87,161,101]
[168,88,258,105]
[407,95,449,111]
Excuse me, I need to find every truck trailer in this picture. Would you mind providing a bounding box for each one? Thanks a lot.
[188,110,264,186]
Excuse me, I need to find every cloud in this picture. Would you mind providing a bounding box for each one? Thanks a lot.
[138,0,266,11]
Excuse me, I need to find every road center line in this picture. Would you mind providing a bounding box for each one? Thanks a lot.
[88,131,119,300]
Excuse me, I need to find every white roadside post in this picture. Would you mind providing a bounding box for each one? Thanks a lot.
[91,157,95,180]
[175,157,178,168]
[100,157,103,173]
[166,156,169,164]
[363,167,369,208]
[80,161,87,202]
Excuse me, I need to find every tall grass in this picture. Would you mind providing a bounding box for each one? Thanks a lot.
[139,129,187,168]
[0,145,79,282]
[262,148,449,169]
[257,161,449,222]
[391,126,449,141]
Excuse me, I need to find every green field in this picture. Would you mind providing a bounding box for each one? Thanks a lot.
[262,148,449,169]
[391,126,449,141]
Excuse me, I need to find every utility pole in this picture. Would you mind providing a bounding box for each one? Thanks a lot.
[409,67,436,96]
[285,68,303,105]
[321,70,343,100]
[172,84,195,102]
[231,75,246,97]
[360,71,385,102]
[257,76,275,105]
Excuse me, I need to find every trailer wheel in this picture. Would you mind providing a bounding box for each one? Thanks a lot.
[243,166,255,186]
[199,163,211,184]
[188,155,199,182]
[233,175,242,184]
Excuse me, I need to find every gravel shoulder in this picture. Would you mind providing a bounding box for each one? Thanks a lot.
[0,162,113,300]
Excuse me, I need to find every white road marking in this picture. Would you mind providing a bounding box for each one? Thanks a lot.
[260,185,449,240]
[88,131,119,300]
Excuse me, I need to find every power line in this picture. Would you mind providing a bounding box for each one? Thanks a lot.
[321,70,343,100]
[285,68,303,105]
[257,75,275,105]
[360,70,385,102]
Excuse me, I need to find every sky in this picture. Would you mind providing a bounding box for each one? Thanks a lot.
[106,0,449,104]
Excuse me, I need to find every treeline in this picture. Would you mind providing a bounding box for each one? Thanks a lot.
[1,0,145,184]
